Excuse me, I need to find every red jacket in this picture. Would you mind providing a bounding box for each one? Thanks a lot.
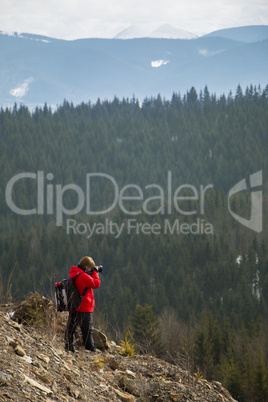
[69,266,101,312]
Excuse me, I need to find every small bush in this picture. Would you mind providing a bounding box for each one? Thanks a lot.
[120,332,135,356]
[92,357,104,370]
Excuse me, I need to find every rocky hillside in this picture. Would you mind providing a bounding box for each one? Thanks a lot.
[0,294,236,401]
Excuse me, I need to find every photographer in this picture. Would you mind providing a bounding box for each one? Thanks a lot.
[65,256,101,352]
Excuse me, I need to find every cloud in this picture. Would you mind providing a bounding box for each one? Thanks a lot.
[151,59,169,68]
[198,49,225,57]
[0,0,268,39]
[10,77,34,98]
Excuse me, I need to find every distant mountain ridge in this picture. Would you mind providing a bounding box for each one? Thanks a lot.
[114,24,268,41]
[3,24,268,41]
[204,25,268,43]
[114,23,197,39]
[0,25,267,108]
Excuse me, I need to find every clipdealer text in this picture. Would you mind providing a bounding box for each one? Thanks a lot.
[5,171,213,226]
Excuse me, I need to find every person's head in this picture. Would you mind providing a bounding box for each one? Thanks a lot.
[79,256,95,270]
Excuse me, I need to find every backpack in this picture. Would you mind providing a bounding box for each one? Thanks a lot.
[55,273,88,312]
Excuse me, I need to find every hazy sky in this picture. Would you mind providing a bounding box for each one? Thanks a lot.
[1,0,268,39]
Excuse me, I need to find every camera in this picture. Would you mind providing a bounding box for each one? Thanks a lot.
[93,265,103,273]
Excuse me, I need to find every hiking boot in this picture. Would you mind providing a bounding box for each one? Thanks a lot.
[65,345,75,353]
[86,347,97,352]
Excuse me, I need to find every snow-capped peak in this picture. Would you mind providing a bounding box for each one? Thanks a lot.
[114,24,197,40]
[148,24,197,39]
[114,25,150,39]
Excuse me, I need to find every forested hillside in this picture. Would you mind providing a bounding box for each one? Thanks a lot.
[1,29,268,107]
[1,84,268,400]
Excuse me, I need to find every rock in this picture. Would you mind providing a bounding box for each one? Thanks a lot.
[115,389,136,401]
[6,335,14,344]
[63,361,79,375]
[21,355,33,364]
[9,321,22,331]
[106,356,120,370]
[0,372,12,385]
[24,375,53,395]
[118,375,140,397]
[126,369,136,378]
[110,340,117,347]
[9,340,19,349]
[32,369,51,385]
[14,345,26,356]
[38,353,50,364]
[64,373,72,382]
[93,328,109,351]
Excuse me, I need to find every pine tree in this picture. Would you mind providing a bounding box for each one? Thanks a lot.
[129,304,162,356]
[253,348,268,401]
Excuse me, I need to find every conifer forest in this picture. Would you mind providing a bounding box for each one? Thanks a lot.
[1,84,268,400]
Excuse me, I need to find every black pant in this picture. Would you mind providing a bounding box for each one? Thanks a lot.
[65,311,95,350]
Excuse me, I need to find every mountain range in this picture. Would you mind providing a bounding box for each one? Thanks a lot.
[0,25,268,108]
[114,23,198,39]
